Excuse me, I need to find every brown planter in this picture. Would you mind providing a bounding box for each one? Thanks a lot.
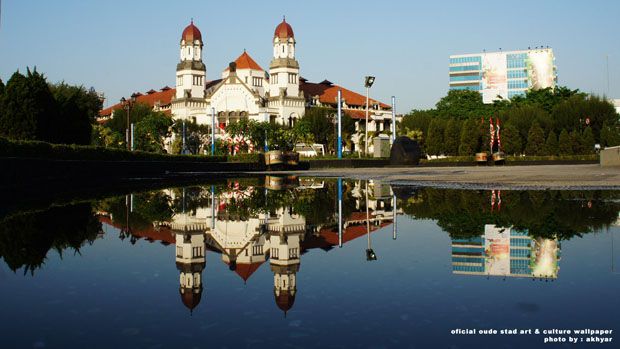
[475,152,488,163]
[285,151,300,166]
[265,150,283,166]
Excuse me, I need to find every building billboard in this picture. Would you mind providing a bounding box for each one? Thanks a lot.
[527,50,555,90]
[481,53,508,103]
[484,225,510,275]
[531,238,559,278]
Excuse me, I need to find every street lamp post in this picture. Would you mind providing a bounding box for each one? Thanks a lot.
[337,89,342,159]
[120,93,137,151]
[364,76,375,156]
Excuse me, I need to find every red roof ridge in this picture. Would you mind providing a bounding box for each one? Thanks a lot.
[224,51,264,72]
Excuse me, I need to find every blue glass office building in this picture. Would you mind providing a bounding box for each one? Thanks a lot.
[449,48,556,103]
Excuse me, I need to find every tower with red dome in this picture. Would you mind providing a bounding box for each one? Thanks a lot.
[175,226,206,313]
[268,17,305,125]
[175,20,206,100]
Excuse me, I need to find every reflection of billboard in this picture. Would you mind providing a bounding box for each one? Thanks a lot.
[531,238,559,278]
[527,50,554,89]
[481,53,508,103]
[484,225,510,275]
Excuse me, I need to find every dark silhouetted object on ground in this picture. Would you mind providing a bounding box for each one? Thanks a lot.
[389,136,421,165]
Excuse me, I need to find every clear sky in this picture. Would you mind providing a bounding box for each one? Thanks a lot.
[1,0,619,112]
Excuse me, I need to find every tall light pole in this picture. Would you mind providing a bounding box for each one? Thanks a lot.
[120,93,137,151]
[337,89,342,159]
[211,107,216,155]
[364,76,375,156]
[391,96,396,143]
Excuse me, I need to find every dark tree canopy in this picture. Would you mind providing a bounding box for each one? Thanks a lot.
[0,69,58,141]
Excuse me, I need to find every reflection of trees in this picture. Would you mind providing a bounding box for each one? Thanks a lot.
[399,188,620,240]
[0,203,101,274]
[97,191,173,232]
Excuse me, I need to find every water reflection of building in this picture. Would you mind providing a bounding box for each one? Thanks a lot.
[451,225,561,279]
[97,180,399,314]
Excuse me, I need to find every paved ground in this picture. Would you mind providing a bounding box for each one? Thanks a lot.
[283,164,620,190]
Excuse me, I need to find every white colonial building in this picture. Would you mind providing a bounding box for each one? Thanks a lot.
[99,18,397,153]
[171,18,305,131]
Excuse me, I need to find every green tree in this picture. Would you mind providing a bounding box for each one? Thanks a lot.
[0,68,59,142]
[426,118,446,155]
[458,119,479,155]
[544,130,559,156]
[400,109,434,148]
[49,83,102,145]
[91,124,124,148]
[134,112,172,153]
[173,119,212,154]
[434,90,489,119]
[569,130,583,154]
[551,95,617,142]
[558,129,572,155]
[501,105,551,145]
[106,103,154,136]
[443,119,461,155]
[525,122,545,155]
[600,122,620,147]
[501,123,522,155]
[581,127,595,154]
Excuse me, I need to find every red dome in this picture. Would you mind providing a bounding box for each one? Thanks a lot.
[180,288,202,311]
[274,18,294,39]
[182,20,202,42]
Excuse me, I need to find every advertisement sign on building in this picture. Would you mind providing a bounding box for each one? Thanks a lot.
[481,53,508,103]
[484,225,510,275]
[527,50,555,90]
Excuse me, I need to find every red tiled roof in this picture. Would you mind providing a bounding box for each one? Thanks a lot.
[234,261,265,282]
[98,215,175,244]
[182,21,202,42]
[274,18,294,39]
[99,87,176,117]
[300,80,391,110]
[224,51,264,71]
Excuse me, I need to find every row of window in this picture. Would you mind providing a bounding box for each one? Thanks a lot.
[507,59,527,69]
[450,56,482,64]
[449,74,481,82]
[288,73,298,84]
[507,53,528,60]
[176,75,203,87]
[453,265,485,273]
[507,69,527,79]
[449,64,481,72]
[508,80,528,89]
[270,247,298,259]
[450,85,481,91]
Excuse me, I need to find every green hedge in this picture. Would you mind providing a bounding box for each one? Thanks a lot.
[0,137,227,162]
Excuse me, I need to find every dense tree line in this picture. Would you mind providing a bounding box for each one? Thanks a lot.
[400,88,620,156]
[0,68,102,145]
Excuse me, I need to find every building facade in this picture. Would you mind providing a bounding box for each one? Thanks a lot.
[449,48,557,103]
[99,19,395,153]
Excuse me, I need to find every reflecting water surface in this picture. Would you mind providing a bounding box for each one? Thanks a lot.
[1,177,619,348]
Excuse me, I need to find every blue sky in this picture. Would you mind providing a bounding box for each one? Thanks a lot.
[1,0,618,112]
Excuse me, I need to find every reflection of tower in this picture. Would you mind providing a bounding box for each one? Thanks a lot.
[268,207,304,315]
[175,229,206,313]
